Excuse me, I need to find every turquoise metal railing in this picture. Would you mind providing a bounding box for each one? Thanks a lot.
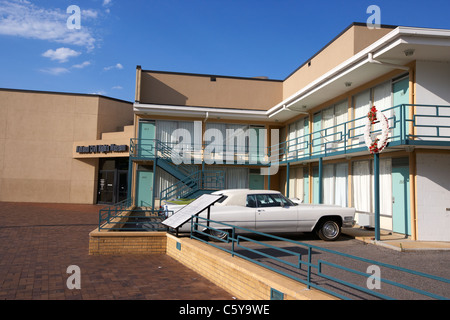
[131,104,450,166]
[130,139,226,202]
[276,104,450,164]
[159,169,225,203]
[190,216,450,300]
[98,199,173,231]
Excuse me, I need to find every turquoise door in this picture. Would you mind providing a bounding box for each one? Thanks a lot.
[138,121,156,157]
[393,78,409,141]
[312,113,321,155]
[249,173,264,190]
[303,168,309,204]
[392,164,411,235]
[136,170,154,207]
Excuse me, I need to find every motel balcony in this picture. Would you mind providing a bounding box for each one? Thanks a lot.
[130,104,450,166]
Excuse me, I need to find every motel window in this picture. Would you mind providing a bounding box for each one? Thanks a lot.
[288,166,306,201]
[205,123,264,162]
[351,78,406,144]
[304,100,347,153]
[352,158,393,216]
[322,163,348,207]
[287,117,308,160]
[321,100,347,151]
[156,120,196,150]
[353,90,371,141]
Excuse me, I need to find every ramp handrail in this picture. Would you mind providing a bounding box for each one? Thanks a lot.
[190,216,450,300]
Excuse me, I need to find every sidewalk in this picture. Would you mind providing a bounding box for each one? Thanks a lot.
[0,202,234,300]
[343,226,450,252]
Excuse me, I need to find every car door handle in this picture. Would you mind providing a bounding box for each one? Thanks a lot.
[257,209,265,213]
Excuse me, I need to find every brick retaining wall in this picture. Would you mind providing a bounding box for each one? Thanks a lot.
[88,230,336,300]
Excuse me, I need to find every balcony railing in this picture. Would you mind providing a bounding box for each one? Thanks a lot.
[276,104,450,163]
[130,104,450,165]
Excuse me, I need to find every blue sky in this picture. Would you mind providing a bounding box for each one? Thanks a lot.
[1,0,449,102]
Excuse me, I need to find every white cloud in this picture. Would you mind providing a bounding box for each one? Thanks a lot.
[112,85,123,90]
[72,61,91,69]
[40,67,70,75]
[42,47,81,62]
[104,63,123,71]
[90,90,107,95]
[0,0,96,50]
[102,0,112,13]
[82,9,98,19]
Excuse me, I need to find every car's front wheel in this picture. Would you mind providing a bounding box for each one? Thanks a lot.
[316,219,341,241]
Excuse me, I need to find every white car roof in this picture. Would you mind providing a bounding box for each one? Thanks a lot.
[212,189,281,206]
[212,189,280,195]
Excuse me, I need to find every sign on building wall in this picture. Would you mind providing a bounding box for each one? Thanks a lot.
[76,144,128,154]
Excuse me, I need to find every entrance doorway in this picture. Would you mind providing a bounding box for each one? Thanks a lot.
[392,158,411,235]
[138,120,156,157]
[136,166,154,207]
[249,169,264,190]
[97,158,129,204]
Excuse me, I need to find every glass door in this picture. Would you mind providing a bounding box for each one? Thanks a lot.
[98,170,115,204]
[117,170,128,203]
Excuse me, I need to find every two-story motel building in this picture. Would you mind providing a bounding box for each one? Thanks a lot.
[1,23,449,241]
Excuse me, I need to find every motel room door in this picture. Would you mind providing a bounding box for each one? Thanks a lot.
[393,76,410,141]
[249,170,264,190]
[392,158,411,235]
[312,113,322,155]
[138,120,156,157]
[136,167,154,207]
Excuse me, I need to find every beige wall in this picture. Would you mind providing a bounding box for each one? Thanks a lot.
[137,25,393,113]
[139,70,283,110]
[0,89,133,204]
[283,24,393,100]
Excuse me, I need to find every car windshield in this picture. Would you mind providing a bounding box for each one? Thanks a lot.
[247,193,296,208]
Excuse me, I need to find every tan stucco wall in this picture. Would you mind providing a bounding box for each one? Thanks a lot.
[137,25,393,113]
[139,71,283,110]
[0,89,133,204]
[282,24,393,100]
[73,125,133,159]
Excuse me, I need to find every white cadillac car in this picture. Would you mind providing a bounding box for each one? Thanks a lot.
[163,189,355,241]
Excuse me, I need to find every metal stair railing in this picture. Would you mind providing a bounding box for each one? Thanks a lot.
[160,169,225,204]
[155,140,198,176]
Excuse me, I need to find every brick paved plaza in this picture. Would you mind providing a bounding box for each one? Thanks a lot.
[0,202,234,300]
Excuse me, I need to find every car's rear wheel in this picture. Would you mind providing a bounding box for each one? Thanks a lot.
[317,220,341,241]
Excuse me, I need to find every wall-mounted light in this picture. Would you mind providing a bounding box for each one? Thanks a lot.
[404,49,415,57]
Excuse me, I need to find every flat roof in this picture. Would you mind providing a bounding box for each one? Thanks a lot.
[138,67,283,82]
[0,87,133,105]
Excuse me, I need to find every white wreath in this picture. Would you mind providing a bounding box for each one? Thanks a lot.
[364,110,390,154]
